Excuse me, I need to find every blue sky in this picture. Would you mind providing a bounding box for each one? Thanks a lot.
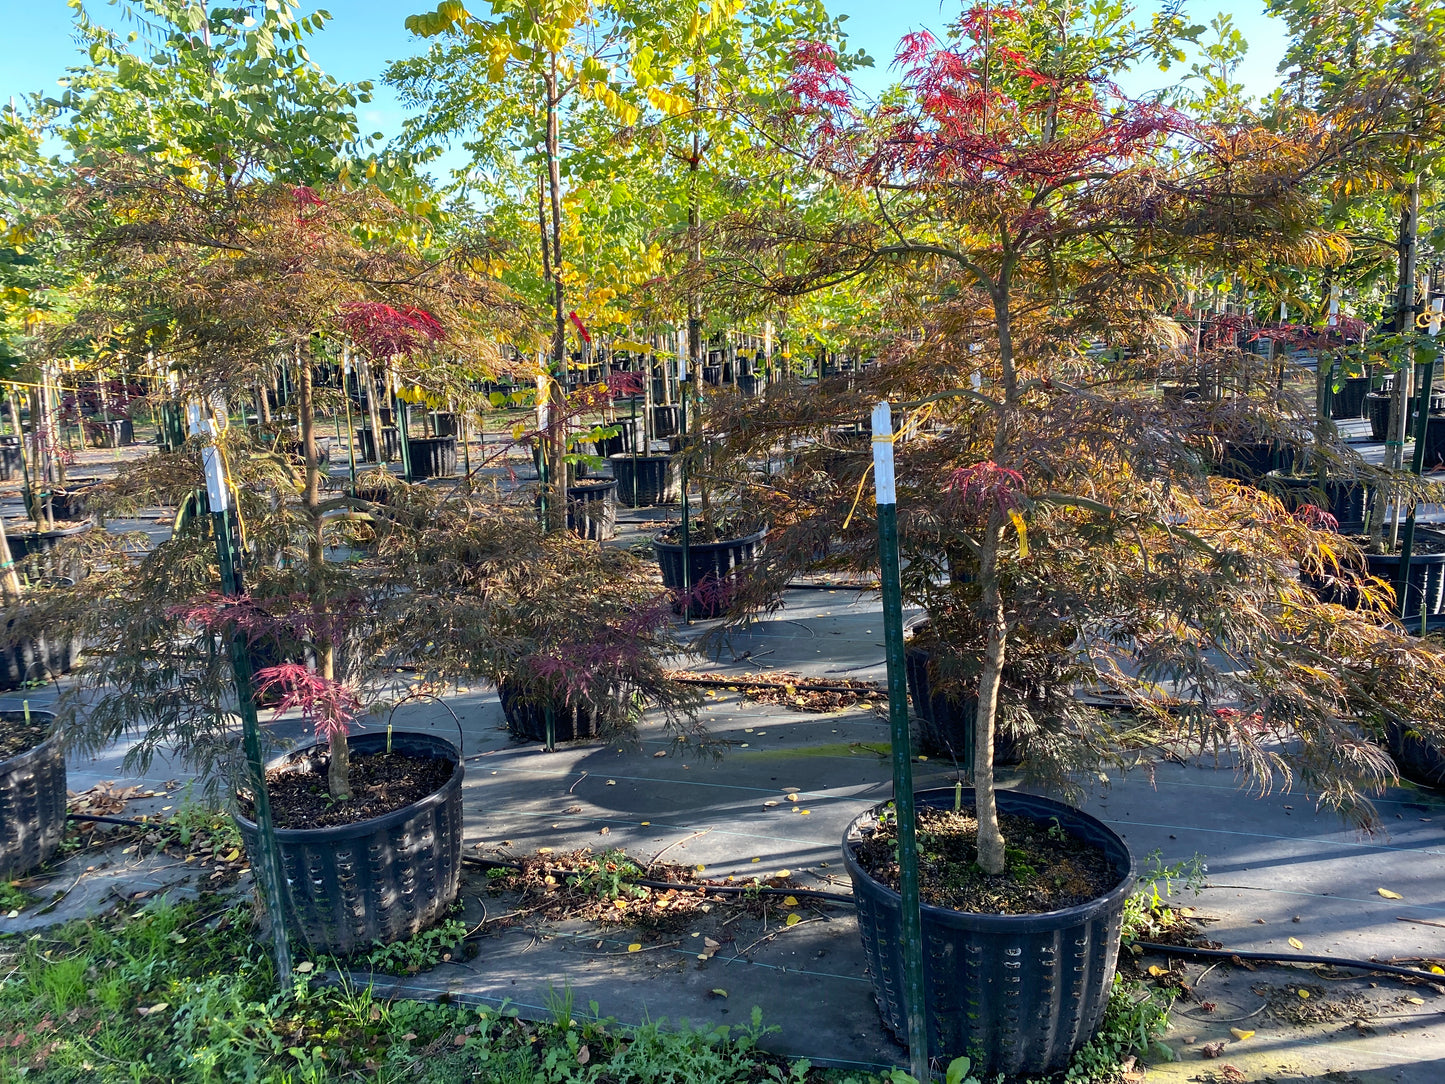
[3,0,1291,177]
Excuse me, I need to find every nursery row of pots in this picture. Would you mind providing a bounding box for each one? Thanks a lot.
[0,705,1138,1076]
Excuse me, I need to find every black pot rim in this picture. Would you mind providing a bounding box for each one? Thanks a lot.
[843,787,1138,932]
[0,709,59,772]
[651,524,768,554]
[4,520,95,540]
[608,452,673,464]
[568,478,618,495]
[233,730,462,842]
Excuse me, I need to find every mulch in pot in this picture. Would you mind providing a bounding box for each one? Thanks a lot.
[0,718,49,760]
[246,748,452,830]
[852,804,1117,914]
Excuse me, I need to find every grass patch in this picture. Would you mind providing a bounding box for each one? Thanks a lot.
[0,889,1173,1083]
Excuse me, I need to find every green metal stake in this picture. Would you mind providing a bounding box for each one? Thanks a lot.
[629,392,639,510]
[871,400,930,1083]
[395,387,414,483]
[679,353,692,625]
[1396,356,1437,625]
[194,408,293,989]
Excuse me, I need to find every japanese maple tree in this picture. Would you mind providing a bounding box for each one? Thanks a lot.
[706,0,1445,876]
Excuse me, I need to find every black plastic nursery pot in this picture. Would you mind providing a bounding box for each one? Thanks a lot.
[1,619,79,691]
[844,788,1137,1076]
[406,435,457,479]
[1366,388,1445,442]
[651,404,682,439]
[1330,376,1371,420]
[902,646,1021,766]
[497,679,607,743]
[23,480,98,524]
[593,417,643,459]
[1384,722,1445,790]
[609,453,679,506]
[1266,471,1371,533]
[4,521,92,583]
[1212,440,1282,484]
[1420,415,1445,471]
[233,731,463,955]
[1306,528,1445,624]
[565,478,618,542]
[0,710,66,879]
[0,437,18,482]
[356,425,399,463]
[652,525,767,618]
[88,417,135,448]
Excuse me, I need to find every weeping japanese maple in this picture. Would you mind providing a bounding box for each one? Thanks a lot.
[703,0,1445,877]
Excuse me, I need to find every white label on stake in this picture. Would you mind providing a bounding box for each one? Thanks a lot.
[872,401,896,506]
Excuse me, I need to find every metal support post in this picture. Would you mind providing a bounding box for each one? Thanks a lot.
[872,401,930,1081]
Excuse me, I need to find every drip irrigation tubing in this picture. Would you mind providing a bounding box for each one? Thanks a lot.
[1130,941,1445,982]
[68,813,156,827]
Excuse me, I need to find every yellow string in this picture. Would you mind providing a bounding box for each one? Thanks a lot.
[840,461,876,531]
[841,402,933,529]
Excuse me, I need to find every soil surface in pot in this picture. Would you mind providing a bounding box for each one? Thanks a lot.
[250,750,452,829]
[656,518,759,545]
[853,805,1117,914]
[5,518,91,535]
[0,718,49,759]
[1337,532,1445,556]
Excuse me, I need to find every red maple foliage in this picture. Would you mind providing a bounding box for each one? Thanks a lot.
[946,460,1027,515]
[252,662,362,745]
[341,301,446,359]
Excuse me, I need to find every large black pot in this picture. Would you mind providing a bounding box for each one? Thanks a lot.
[497,679,614,743]
[356,426,399,463]
[845,788,1137,1076]
[233,731,463,955]
[1330,376,1371,420]
[0,438,18,482]
[903,646,1021,766]
[1267,472,1371,533]
[0,710,66,879]
[1213,440,1282,484]
[1384,723,1445,790]
[593,417,643,458]
[1,619,79,691]
[652,525,766,618]
[609,453,679,506]
[1307,530,1445,624]
[1420,415,1445,470]
[565,478,617,542]
[651,404,682,439]
[426,412,459,438]
[5,521,92,583]
[88,417,135,448]
[1366,389,1445,441]
[406,435,457,479]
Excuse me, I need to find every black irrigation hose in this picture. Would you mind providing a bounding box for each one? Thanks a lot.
[1131,941,1445,983]
[68,813,156,828]
[459,854,856,904]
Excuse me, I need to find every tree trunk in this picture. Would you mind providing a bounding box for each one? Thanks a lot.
[972,515,1009,875]
[297,347,349,801]
[0,515,21,602]
[543,62,568,529]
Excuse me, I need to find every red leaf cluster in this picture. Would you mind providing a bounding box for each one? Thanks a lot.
[252,662,362,745]
[341,301,445,359]
[946,460,1027,515]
